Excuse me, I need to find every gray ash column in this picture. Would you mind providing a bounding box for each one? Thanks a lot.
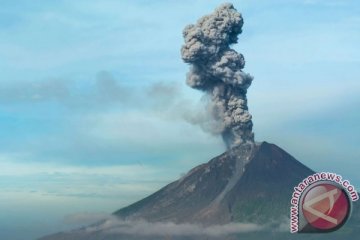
[181,3,254,148]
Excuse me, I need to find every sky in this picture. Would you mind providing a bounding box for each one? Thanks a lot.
[0,0,359,239]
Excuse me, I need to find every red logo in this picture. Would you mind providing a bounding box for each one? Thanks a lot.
[301,183,350,231]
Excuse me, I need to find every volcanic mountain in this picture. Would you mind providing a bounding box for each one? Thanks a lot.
[40,142,360,240]
[114,142,312,225]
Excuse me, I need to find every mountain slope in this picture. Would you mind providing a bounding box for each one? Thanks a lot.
[114,142,313,225]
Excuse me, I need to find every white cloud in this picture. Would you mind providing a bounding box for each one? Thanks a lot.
[86,217,264,237]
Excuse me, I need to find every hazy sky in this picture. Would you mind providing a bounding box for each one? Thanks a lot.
[1,0,359,239]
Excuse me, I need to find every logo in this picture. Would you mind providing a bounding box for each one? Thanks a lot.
[290,172,359,233]
[302,183,350,231]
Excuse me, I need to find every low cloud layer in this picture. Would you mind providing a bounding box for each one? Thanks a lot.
[85,216,264,237]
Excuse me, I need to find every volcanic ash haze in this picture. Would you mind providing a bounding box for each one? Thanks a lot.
[181,3,254,149]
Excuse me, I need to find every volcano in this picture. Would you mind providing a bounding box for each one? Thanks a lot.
[39,142,360,240]
[114,142,312,224]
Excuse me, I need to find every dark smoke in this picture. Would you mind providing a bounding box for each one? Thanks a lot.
[181,3,254,148]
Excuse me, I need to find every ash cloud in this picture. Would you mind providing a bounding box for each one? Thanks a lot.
[0,71,174,110]
[0,71,128,106]
[181,95,226,135]
[181,3,254,148]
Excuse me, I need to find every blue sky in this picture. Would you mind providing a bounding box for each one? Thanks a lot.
[1,0,359,239]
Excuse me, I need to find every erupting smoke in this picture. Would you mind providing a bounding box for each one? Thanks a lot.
[181,3,254,148]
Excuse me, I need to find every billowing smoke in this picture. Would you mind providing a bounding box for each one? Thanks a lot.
[181,3,254,148]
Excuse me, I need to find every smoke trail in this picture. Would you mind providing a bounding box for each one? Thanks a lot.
[181,3,254,148]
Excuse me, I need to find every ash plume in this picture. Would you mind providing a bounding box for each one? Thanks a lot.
[181,3,254,148]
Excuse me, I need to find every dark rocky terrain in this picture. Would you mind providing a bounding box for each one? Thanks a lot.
[114,142,313,224]
[40,142,360,240]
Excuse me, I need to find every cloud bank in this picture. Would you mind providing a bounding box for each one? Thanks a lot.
[85,217,264,237]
